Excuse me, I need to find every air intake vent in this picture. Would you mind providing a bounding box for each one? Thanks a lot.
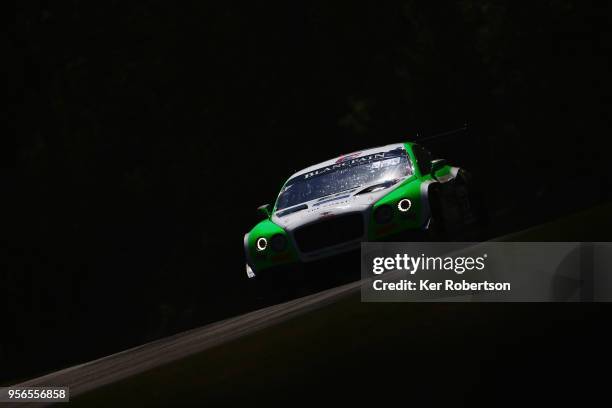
[293,213,363,253]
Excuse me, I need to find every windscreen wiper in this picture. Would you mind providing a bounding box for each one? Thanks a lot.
[355,179,400,195]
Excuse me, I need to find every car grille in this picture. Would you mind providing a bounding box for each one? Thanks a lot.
[293,213,364,253]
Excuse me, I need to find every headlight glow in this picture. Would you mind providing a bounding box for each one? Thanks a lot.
[397,198,412,212]
[256,237,268,251]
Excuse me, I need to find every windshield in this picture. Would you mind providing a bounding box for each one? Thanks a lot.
[275,149,412,210]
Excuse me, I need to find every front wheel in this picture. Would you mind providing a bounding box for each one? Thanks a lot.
[427,172,485,240]
[427,183,451,240]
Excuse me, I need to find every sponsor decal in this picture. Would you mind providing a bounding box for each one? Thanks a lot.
[302,147,406,180]
[335,152,362,163]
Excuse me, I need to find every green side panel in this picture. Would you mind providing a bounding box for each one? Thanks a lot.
[367,177,425,240]
[404,141,452,179]
[367,142,454,240]
[247,219,298,272]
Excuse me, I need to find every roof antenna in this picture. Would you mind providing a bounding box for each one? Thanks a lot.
[417,122,468,143]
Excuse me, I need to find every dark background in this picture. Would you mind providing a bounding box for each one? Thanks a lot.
[8,1,611,382]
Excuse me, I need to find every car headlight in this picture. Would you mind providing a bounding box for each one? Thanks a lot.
[397,198,412,212]
[256,237,268,251]
[374,205,394,224]
[270,234,287,252]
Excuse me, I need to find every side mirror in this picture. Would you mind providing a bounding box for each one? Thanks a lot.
[257,204,272,218]
[430,159,447,178]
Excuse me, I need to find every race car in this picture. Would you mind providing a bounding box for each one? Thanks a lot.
[244,142,479,278]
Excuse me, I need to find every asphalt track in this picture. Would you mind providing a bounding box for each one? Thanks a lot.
[6,278,365,407]
[2,218,509,407]
[9,203,608,407]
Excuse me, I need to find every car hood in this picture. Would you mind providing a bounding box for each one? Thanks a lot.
[271,178,408,231]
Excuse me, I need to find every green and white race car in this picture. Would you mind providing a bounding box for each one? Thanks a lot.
[244,142,478,278]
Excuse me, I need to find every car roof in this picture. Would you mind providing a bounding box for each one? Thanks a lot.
[289,142,412,180]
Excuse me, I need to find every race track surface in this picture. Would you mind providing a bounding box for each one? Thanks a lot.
[9,203,610,407]
[6,278,364,407]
